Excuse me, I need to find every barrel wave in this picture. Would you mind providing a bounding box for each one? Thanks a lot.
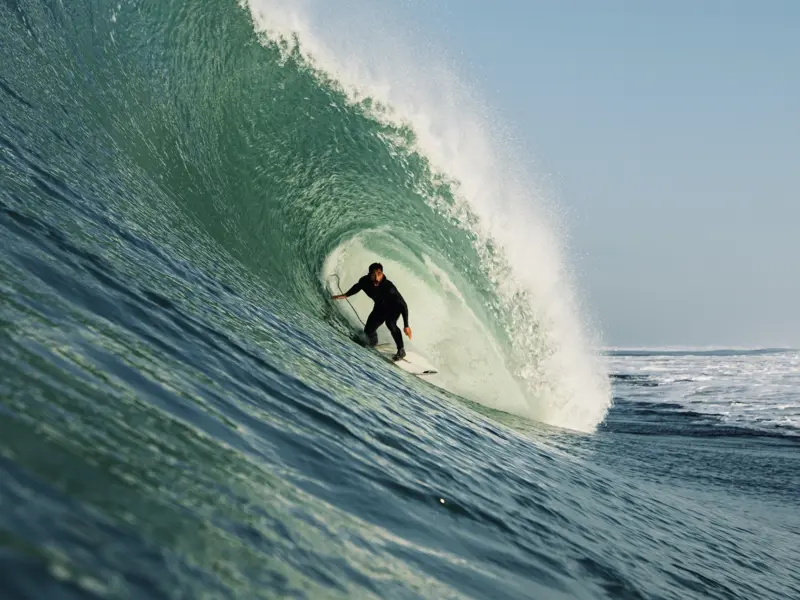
[4,2,800,599]
[3,0,608,430]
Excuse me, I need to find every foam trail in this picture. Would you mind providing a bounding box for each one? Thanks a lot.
[246,0,611,431]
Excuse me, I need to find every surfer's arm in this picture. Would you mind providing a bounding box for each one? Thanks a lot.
[399,298,411,339]
[389,284,410,328]
[332,281,362,300]
[400,301,409,329]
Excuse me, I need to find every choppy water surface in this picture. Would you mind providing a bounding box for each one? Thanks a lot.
[2,1,798,598]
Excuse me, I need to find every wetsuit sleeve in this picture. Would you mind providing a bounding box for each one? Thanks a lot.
[389,283,409,328]
[400,300,409,329]
[343,280,363,297]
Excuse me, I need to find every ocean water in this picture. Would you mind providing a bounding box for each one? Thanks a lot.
[1,1,798,599]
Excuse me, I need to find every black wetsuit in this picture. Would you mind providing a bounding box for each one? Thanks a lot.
[343,275,409,350]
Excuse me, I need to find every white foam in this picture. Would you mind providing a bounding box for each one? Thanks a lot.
[247,0,611,431]
[611,351,800,433]
[323,234,530,415]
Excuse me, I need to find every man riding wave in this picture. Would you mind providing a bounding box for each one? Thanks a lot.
[332,263,412,361]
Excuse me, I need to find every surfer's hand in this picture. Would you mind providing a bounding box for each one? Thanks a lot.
[331,295,345,300]
[404,327,412,340]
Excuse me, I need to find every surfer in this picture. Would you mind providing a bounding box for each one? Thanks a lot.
[332,263,412,361]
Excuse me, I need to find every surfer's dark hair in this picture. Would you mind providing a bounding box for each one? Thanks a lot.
[368,262,383,273]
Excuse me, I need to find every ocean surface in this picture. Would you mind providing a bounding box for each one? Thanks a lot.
[2,1,798,598]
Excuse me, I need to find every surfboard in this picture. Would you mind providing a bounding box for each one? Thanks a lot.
[374,344,438,376]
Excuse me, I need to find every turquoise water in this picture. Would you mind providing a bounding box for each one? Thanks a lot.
[2,1,798,598]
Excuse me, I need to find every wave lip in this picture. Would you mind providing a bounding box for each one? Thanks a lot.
[246,0,611,431]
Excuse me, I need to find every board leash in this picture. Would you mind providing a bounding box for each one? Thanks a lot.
[330,274,365,326]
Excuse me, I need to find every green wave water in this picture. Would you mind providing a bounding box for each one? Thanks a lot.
[249,0,611,429]
[5,2,800,599]
[3,0,608,430]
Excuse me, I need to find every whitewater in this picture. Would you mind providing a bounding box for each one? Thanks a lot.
[1,1,798,599]
[244,0,611,432]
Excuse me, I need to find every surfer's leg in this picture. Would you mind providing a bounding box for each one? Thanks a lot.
[364,308,384,346]
[385,313,404,351]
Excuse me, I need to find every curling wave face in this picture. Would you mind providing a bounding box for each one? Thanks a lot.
[2,0,607,432]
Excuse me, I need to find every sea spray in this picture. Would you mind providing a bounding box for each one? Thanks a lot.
[245,0,611,431]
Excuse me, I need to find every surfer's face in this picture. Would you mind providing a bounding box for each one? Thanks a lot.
[369,269,384,285]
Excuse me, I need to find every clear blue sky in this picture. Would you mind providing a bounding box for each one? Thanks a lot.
[371,0,799,348]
